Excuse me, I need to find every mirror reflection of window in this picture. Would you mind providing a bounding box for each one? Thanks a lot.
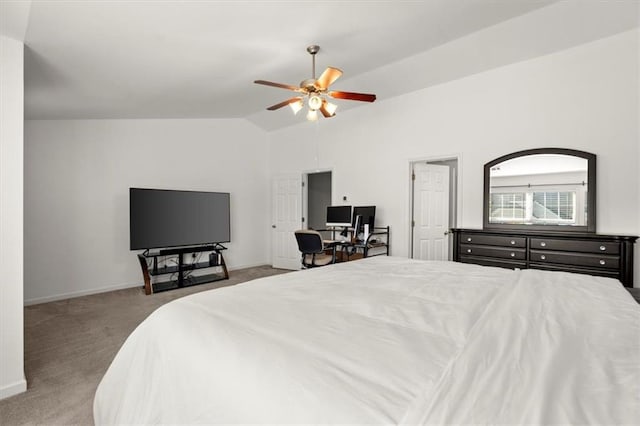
[489,154,588,226]
[490,193,525,221]
[532,191,575,222]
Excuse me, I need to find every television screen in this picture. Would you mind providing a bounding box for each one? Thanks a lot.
[326,205,352,227]
[353,206,376,232]
[130,188,230,250]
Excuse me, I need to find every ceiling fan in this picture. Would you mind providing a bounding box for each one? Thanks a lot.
[254,45,376,121]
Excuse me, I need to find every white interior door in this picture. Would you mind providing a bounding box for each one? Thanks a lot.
[272,174,303,270]
[412,163,450,260]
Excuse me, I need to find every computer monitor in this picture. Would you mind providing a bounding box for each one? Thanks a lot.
[353,206,376,233]
[326,205,352,227]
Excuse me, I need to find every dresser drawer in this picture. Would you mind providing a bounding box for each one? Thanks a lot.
[459,255,526,270]
[530,249,619,270]
[460,245,526,260]
[529,263,620,280]
[530,238,620,255]
[460,233,526,248]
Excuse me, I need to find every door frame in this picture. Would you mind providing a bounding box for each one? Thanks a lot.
[408,154,463,259]
[302,168,333,230]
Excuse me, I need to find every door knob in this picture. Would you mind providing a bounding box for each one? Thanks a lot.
[271,225,276,228]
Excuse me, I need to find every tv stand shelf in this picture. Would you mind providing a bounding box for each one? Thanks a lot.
[137,243,229,295]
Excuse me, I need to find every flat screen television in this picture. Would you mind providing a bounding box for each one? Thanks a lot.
[353,206,376,233]
[130,188,230,250]
[326,205,352,227]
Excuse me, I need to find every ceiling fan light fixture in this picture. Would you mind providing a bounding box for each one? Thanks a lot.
[324,101,338,116]
[289,99,304,115]
[306,109,318,121]
[308,94,322,111]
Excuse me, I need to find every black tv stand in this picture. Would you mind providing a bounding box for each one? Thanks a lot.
[137,243,229,295]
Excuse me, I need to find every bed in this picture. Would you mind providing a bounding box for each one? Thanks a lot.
[94,256,640,424]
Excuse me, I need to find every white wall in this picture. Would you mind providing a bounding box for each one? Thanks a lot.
[269,29,640,286]
[24,119,270,304]
[0,35,27,398]
[637,27,640,286]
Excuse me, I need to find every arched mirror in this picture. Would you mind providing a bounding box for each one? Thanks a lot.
[483,148,596,233]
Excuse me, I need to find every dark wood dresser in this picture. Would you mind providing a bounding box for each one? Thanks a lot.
[451,228,637,287]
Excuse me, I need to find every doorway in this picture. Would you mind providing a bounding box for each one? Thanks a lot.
[303,171,332,238]
[410,157,459,260]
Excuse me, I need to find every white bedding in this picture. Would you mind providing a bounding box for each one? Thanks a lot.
[94,257,640,425]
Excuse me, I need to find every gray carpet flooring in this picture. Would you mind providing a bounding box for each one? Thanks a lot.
[0,265,289,425]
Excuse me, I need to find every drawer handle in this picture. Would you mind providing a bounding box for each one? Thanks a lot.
[510,240,516,245]
[599,245,606,251]
[510,253,515,257]
[540,255,546,260]
[540,242,546,247]
[467,237,472,242]
[599,260,606,265]
[467,249,472,253]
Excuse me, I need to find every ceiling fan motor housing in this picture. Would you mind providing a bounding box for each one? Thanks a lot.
[300,78,320,91]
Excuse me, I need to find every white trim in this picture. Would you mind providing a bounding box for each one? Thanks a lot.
[302,173,308,228]
[24,281,141,306]
[23,262,274,306]
[228,262,273,271]
[301,167,333,175]
[0,377,27,400]
[408,161,415,258]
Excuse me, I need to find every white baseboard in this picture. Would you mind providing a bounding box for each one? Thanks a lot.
[24,281,141,306]
[23,263,273,306]
[0,377,27,400]
[228,262,271,271]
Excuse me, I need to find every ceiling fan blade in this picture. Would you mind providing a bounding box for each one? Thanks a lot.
[254,80,302,92]
[316,67,343,90]
[266,97,303,111]
[328,91,376,102]
[319,100,335,118]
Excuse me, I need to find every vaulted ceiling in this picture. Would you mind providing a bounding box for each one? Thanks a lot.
[2,1,638,130]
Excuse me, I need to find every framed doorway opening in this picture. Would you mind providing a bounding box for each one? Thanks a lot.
[302,170,333,239]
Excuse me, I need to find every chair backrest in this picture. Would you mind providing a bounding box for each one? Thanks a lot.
[294,230,323,254]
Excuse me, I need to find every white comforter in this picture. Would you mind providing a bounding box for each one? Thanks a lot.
[94,257,640,425]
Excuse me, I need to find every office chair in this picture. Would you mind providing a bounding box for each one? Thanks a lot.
[294,230,335,268]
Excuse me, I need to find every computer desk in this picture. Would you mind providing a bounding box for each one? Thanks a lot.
[319,226,390,263]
